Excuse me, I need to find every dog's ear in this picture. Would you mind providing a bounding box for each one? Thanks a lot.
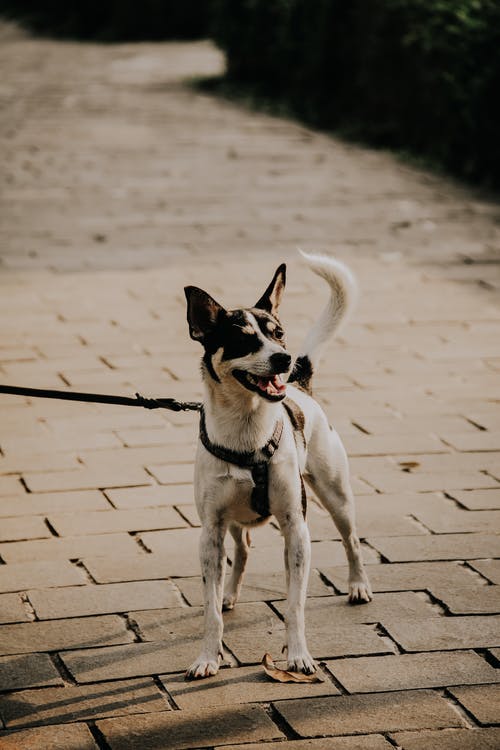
[184,286,225,343]
[255,263,286,315]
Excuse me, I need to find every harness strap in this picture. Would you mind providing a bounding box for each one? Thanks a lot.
[198,397,308,519]
[199,408,283,519]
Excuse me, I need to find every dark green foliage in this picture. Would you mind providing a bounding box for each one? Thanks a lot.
[0,0,210,40]
[211,0,500,186]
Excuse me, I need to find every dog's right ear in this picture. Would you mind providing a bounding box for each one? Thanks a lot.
[184,286,225,343]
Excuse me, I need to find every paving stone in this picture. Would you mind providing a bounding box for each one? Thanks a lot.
[0,723,99,750]
[139,527,200,566]
[354,415,475,436]
[0,594,29,625]
[61,640,198,683]
[97,704,283,750]
[489,648,500,663]
[384,615,500,651]
[273,689,464,736]
[442,431,500,452]
[307,505,423,541]
[0,453,80,475]
[0,678,168,727]
[117,426,196,448]
[449,684,500,725]
[0,490,111,517]
[0,478,22,497]
[391,728,500,750]
[368,534,500,562]
[343,434,446,456]
[28,581,181,619]
[162,664,340,709]
[0,616,133,655]
[22,466,152,493]
[274,592,438,628]
[2,430,124,454]
[0,516,51,543]
[413,507,500,534]
[241,540,378,574]
[222,600,390,663]
[391,451,500,475]
[363,471,498,493]
[176,570,332,606]
[174,503,199,526]
[448,489,500,510]
[326,651,499,693]
[430,585,500,614]
[320,562,479,594]
[105,484,194,508]
[469,559,500,584]
[217,737,394,750]
[48,507,187,536]
[145,464,194,485]
[83,553,198,582]
[0,560,85,593]
[0,533,142,562]
[0,654,63,691]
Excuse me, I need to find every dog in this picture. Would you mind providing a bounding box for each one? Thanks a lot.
[184,251,372,679]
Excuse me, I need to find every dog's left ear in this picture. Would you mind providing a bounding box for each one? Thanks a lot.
[255,263,286,316]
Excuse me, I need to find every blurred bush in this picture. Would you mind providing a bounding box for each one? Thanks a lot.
[0,0,210,40]
[211,0,500,186]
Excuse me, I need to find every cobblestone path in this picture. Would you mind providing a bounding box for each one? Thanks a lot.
[0,22,499,750]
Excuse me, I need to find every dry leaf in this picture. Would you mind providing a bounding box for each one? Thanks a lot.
[261,653,323,683]
[399,461,420,472]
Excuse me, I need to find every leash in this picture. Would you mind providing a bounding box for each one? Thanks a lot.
[0,384,201,412]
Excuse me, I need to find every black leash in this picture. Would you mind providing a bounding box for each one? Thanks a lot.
[0,384,201,412]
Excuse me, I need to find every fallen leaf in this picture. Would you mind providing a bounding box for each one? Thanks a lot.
[399,461,420,472]
[262,653,323,683]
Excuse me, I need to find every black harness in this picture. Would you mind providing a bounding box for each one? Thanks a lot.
[199,398,306,520]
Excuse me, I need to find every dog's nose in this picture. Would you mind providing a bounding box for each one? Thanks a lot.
[270,352,292,372]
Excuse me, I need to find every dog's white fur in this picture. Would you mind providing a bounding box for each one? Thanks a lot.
[186,252,372,679]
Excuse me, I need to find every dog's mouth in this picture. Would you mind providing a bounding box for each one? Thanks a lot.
[233,370,287,401]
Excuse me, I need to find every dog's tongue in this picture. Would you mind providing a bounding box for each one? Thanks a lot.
[257,374,286,396]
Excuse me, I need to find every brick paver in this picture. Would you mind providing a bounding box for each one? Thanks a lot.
[273,690,464,736]
[0,678,168,727]
[0,20,499,749]
[391,728,500,750]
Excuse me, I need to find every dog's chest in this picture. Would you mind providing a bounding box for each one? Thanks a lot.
[214,467,263,523]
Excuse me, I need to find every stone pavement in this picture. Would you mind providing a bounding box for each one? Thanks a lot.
[0,21,500,750]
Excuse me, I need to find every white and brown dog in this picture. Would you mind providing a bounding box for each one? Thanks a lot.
[184,252,372,679]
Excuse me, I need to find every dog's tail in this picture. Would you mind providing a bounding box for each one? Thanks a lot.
[288,250,357,393]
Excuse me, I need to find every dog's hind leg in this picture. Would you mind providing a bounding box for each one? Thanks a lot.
[223,522,249,611]
[306,430,372,603]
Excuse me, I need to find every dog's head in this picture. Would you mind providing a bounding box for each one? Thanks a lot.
[184,264,290,402]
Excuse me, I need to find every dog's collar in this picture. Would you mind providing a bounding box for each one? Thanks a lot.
[199,408,284,518]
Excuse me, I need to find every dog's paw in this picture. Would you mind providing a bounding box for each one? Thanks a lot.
[185,656,220,680]
[348,577,373,604]
[287,651,316,675]
[222,593,236,611]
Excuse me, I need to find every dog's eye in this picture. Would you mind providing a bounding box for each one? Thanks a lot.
[275,328,284,340]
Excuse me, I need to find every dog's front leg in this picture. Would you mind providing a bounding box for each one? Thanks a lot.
[186,522,226,679]
[279,514,315,674]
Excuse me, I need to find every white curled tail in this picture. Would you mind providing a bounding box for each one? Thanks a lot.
[288,250,358,392]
